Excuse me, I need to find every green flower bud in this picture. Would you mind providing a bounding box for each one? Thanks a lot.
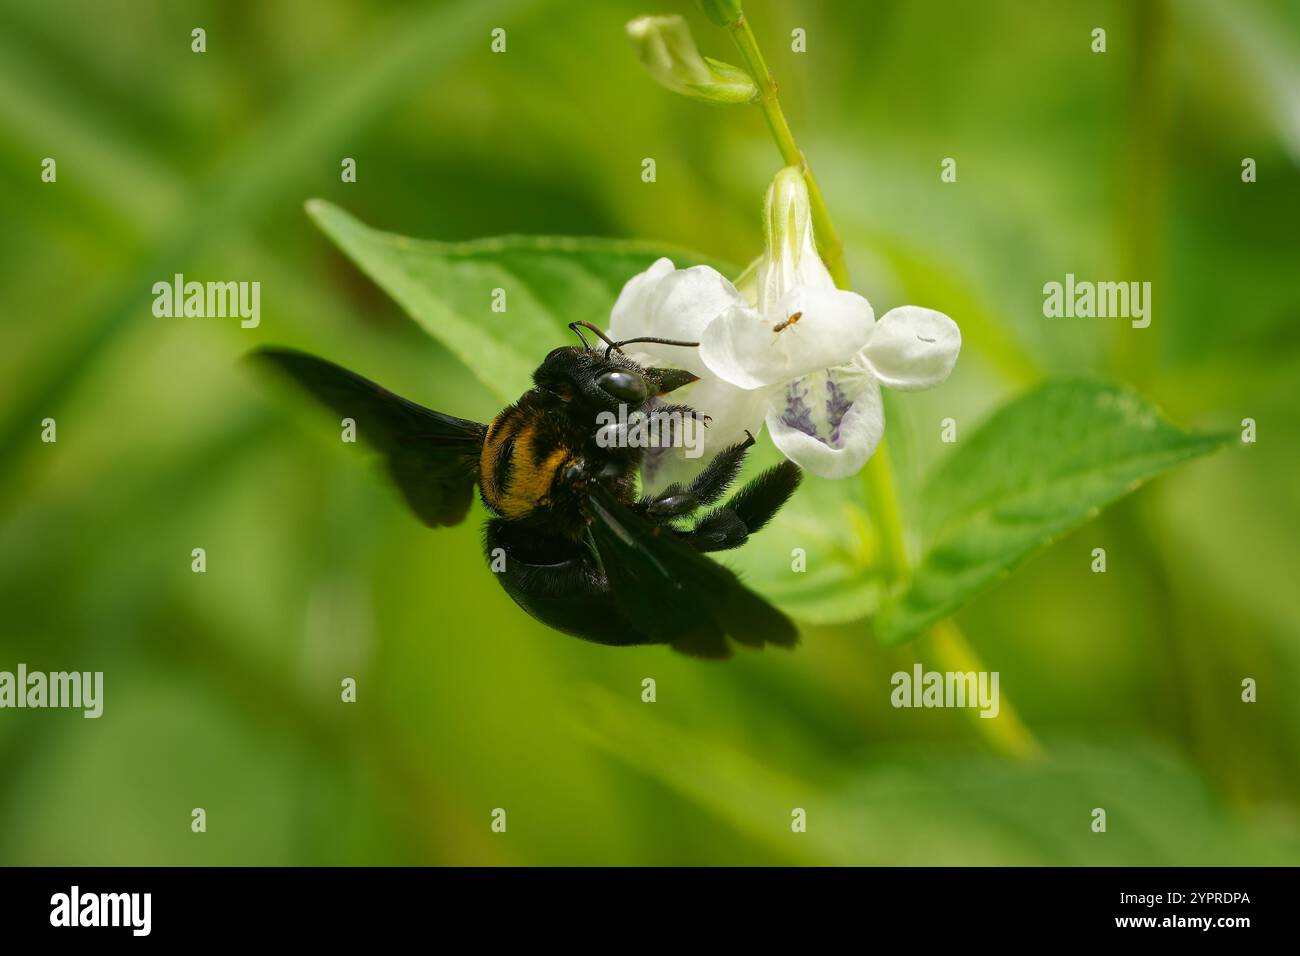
[759,166,832,310]
[696,0,745,27]
[626,15,756,104]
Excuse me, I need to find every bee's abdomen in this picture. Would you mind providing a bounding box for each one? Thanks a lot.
[479,406,573,520]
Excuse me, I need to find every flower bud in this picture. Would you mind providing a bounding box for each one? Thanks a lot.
[759,166,833,309]
[626,15,756,104]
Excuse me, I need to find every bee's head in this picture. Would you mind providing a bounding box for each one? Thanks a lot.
[535,345,697,411]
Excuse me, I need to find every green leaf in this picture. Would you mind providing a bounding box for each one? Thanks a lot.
[306,199,733,401]
[721,440,883,624]
[876,379,1231,645]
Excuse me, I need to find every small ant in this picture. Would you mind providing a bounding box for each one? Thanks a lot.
[772,311,802,334]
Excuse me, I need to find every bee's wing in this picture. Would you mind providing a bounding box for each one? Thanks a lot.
[583,484,798,659]
[253,348,485,527]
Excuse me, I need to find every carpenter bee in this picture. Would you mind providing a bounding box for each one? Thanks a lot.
[252,321,802,658]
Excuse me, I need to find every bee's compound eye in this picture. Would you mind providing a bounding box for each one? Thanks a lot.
[595,369,648,403]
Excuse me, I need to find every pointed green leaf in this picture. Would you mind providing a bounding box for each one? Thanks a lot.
[877,379,1232,644]
[306,199,732,401]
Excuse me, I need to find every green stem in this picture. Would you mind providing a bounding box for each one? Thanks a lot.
[728,15,849,288]
[728,12,1043,761]
[862,444,909,576]
[928,620,1044,760]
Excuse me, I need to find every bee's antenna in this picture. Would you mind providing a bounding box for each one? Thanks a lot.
[567,322,593,349]
[569,320,618,352]
[569,321,700,359]
[612,336,700,351]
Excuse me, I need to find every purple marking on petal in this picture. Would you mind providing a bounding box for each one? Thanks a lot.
[825,378,853,449]
[778,380,817,438]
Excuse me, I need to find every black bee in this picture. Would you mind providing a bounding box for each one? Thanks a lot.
[252,322,802,658]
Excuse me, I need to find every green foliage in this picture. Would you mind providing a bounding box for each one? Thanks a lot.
[582,686,1300,868]
[307,200,731,400]
[725,452,882,624]
[877,381,1232,644]
[580,686,1300,865]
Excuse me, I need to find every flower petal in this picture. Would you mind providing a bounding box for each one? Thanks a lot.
[699,286,874,389]
[861,305,961,391]
[609,259,746,376]
[764,365,883,479]
[640,378,769,493]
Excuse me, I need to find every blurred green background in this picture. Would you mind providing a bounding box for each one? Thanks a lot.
[2,0,1299,865]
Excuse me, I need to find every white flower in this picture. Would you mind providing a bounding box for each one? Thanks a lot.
[609,260,768,490]
[609,166,961,482]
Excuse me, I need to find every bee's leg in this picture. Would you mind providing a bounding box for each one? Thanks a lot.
[650,402,710,425]
[679,461,801,553]
[685,431,755,505]
[681,507,749,552]
[638,432,755,521]
[721,460,801,535]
